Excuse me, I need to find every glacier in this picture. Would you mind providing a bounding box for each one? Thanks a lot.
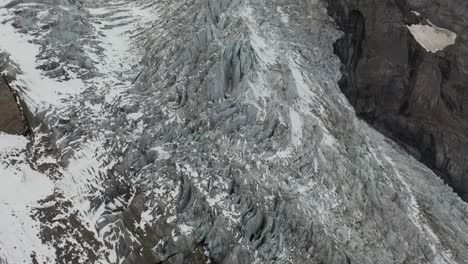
[0,0,467,263]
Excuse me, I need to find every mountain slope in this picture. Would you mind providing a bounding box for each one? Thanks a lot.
[0,0,468,263]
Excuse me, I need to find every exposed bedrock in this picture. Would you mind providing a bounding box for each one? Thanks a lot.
[0,78,23,134]
[326,0,468,201]
[0,54,31,136]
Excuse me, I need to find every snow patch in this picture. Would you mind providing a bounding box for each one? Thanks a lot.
[0,133,55,263]
[179,224,194,235]
[0,132,28,150]
[0,8,85,113]
[140,209,154,227]
[240,7,277,66]
[152,145,172,160]
[407,21,457,53]
[127,112,144,121]
[411,10,421,17]
[276,6,289,24]
[289,108,303,147]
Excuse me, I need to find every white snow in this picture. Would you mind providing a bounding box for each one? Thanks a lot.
[289,108,303,147]
[206,193,228,207]
[166,215,177,224]
[0,133,28,150]
[0,133,55,263]
[152,145,172,160]
[378,145,457,264]
[139,209,154,227]
[0,161,54,205]
[0,8,85,113]
[411,10,421,17]
[178,224,194,235]
[240,7,278,66]
[127,112,144,121]
[407,21,457,53]
[276,6,289,24]
[58,138,111,229]
[85,1,156,108]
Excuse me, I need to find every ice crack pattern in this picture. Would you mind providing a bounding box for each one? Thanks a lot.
[1,0,468,263]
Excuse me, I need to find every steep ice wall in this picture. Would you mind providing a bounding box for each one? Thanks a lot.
[0,0,467,263]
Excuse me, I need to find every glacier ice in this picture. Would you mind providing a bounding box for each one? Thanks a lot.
[0,0,467,263]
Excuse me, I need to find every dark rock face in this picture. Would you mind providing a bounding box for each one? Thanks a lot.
[0,53,31,136]
[0,76,25,135]
[326,0,468,201]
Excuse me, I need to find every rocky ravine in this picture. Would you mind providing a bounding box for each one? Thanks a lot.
[326,0,468,201]
[0,0,468,264]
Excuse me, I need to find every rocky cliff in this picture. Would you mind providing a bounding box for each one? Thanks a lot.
[326,0,468,201]
[0,78,23,134]
[0,54,29,135]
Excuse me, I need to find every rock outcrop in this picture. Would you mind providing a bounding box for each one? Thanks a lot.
[0,53,32,136]
[0,77,24,134]
[326,0,468,201]
[0,72,31,137]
